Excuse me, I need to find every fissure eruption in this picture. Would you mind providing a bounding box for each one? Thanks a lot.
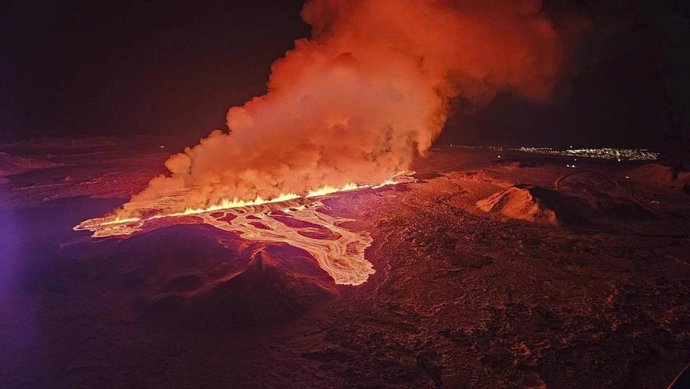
[77,0,565,284]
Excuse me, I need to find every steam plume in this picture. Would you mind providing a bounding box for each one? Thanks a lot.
[119,0,563,217]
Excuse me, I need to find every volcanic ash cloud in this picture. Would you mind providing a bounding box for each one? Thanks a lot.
[120,0,564,217]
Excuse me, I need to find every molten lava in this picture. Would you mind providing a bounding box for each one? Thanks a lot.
[116,0,565,224]
[75,0,568,286]
[75,177,408,285]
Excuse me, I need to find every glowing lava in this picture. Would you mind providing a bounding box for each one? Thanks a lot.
[199,201,374,285]
[75,177,408,285]
[74,0,568,286]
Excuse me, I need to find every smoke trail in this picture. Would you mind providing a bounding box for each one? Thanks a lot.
[118,0,563,217]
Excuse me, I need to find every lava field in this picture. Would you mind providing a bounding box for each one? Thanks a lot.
[1,140,689,388]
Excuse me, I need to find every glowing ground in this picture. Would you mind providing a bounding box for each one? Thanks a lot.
[78,198,378,285]
[1,138,689,388]
[74,177,412,285]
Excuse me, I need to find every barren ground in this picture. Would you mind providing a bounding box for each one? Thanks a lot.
[1,140,688,388]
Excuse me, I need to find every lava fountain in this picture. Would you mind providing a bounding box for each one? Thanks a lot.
[76,0,566,285]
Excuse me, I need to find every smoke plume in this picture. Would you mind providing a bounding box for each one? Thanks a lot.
[120,0,563,217]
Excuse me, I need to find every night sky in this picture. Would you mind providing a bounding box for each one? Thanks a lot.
[2,0,689,156]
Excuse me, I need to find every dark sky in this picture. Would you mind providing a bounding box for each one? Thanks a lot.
[2,0,689,155]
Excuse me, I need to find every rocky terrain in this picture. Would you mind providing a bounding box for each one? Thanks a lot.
[1,140,688,388]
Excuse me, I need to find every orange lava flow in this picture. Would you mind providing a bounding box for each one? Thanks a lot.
[74,177,409,285]
[200,200,374,285]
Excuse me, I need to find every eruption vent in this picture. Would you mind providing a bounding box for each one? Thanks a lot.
[115,0,563,218]
[77,0,565,285]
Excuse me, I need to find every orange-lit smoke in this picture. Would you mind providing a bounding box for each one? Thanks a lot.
[118,0,563,218]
